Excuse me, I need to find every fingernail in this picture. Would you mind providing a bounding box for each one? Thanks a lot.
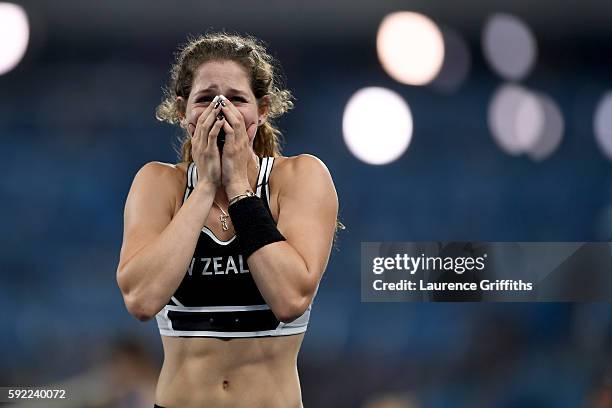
[216,113,225,121]
[219,95,227,107]
[212,95,220,104]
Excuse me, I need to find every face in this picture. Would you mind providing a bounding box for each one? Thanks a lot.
[179,60,267,143]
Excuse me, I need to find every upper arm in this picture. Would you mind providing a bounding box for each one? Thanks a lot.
[117,162,181,275]
[276,154,338,288]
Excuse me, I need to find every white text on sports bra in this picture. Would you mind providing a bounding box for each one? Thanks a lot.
[187,255,250,276]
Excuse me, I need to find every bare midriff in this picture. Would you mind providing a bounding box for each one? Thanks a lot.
[155,333,305,408]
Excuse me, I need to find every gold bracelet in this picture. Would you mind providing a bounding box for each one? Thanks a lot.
[229,190,255,206]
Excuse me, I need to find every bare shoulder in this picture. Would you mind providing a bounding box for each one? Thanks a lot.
[132,161,187,186]
[273,154,334,184]
[272,154,336,199]
[134,160,185,178]
[129,161,188,210]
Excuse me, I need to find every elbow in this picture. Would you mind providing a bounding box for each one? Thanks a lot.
[123,292,158,322]
[273,295,311,324]
[117,265,156,322]
[117,273,158,322]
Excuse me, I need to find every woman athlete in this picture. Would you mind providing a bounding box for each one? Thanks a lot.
[116,32,338,408]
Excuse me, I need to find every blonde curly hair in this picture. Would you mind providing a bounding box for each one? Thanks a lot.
[155,32,294,161]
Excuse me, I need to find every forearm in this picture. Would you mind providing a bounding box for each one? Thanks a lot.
[118,182,215,319]
[226,171,333,323]
[247,242,316,322]
[225,192,310,321]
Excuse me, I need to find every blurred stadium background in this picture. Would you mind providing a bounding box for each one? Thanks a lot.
[1,1,612,407]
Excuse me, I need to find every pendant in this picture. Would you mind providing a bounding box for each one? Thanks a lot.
[220,214,229,231]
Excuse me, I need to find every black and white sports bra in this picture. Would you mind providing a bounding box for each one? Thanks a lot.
[155,157,311,338]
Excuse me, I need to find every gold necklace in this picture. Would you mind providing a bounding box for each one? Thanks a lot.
[213,201,230,231]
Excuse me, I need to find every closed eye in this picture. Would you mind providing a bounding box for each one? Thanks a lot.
[195,96,247,103]
[195,96,214,104]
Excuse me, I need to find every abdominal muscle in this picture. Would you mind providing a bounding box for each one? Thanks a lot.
[155,333,305,408]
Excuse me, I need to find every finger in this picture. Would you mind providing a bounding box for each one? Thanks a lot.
[221,119,234,155]
[191,102,215,135]
[208,115,225,144]
[218,96,246,133]
[192,96,222,140]
[221,119,235,144]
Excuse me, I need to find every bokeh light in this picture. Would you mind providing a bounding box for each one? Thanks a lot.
[0,2,29,76]
[377,11,444,86]
[527,94,564,161]
[342,87,413,165]
[594,91,612,161]
[482,13,537,81]
[489,84,533,155]
[488,84,563,160]
[515,90,545,152]
[431,26,472,92]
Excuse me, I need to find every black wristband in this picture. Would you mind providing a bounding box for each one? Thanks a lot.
[228,196,286,259]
